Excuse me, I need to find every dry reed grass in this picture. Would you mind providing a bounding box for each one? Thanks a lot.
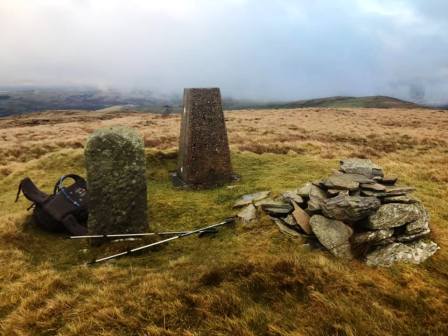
[0,108,447,335]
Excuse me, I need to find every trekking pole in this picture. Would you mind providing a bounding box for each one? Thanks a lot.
[87,217,236,265]
[68,229,215,239]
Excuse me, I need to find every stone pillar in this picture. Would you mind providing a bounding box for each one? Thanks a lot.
[85,127,148,237]
[177,88,233,187]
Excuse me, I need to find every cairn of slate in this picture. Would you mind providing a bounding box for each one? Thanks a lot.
[174,88,233,187]
[85,127,148,241]
[233,158,439,267]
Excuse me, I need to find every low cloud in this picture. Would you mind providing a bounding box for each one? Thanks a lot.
[0,0,447,103]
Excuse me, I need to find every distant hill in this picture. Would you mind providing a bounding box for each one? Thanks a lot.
[269,96,425,109]
[0,88,173,116]
[0,88,430,117]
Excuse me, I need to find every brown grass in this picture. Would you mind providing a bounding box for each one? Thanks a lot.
[0,107,447,335]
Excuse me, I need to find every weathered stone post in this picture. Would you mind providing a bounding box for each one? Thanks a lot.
[85,127,148,237]
[176,88,233,187]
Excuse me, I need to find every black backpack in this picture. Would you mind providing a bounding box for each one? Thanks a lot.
[16,175,88,235]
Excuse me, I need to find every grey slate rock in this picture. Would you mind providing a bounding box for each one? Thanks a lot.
[366,240,439,267]
[281,191,304,205]
[360,183,387,192]
[367,203,422,230]
[322,195,381,222]
[307,185,327,212]
[310,215,354,259]
[273,218,303,238]
[384,187,416,196]
[85,127,148,238]
[233,191,270,208]
[382,195,418,204]
[323,174,359,191]
[396,229,431,243]
[374,176,398,186]
[237,204,257,223]
[405,204,430,234]
[340,158,384,178]
[262,203,293,217]
[352,229,394,245]
[297,182,313,198]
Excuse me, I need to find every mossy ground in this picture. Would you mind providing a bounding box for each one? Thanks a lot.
[1,146,447,335]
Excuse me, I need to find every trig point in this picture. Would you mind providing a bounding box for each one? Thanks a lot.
[176,88,233,187]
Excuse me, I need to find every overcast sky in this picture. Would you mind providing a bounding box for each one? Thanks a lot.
[1,0,447,103]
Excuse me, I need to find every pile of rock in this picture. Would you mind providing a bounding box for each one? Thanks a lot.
[234,158,439,267]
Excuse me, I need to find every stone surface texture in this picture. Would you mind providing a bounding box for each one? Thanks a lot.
[177,88,233,187]
[367,203,422,230]
[237,204,257,223]
[340,158,384,178]
[310,215,354,259]
[233,191,270,208]
[322,195,380,222]
[85,127,148,236]
[366,240,439,267]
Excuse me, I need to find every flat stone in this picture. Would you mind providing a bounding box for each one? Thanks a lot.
[374,176,398,186]
[283,215,297,227]
[384,187,416,196]
[343,174,376,184]
[367,203,422,230]
[382,195,418,204]
[177,88,233,187]
[360,183,387,192]
[340,158,384,178]
[233,191,270,208]
[297,182,313,198]
[396,229,431,243]
[310,215,354,259]
[327,189,341,197]
[237,204,257,223]
[361,190,385,197]
[406,204,430,234]
[366,240,439,267]
[253,197,276,208]
[322,195,381,222]
[352,229,394,245]
[307,185,327,212]
[262,203,293,217]
[291,201,312,234]
[323,174,359,191]
[272,218,303,238]
[281,191,304,205]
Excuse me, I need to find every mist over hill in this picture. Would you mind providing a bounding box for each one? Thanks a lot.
[0,87,439,117]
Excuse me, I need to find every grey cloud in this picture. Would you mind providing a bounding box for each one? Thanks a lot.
[0,0,447,104]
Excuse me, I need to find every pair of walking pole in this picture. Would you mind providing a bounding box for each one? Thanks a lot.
[69,217,236,265]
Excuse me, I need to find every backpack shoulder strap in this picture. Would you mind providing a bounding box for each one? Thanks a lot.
[62,214,88,236]
[16,178,50,205]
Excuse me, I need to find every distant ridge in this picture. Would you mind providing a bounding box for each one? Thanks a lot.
[268,96,424,109]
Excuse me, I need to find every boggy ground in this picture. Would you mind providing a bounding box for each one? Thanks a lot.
[0,108,447,335]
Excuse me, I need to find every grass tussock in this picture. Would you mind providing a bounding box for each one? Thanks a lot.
[0,108,447,335]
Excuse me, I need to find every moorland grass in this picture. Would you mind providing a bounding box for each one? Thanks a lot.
[0,148,447,335]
